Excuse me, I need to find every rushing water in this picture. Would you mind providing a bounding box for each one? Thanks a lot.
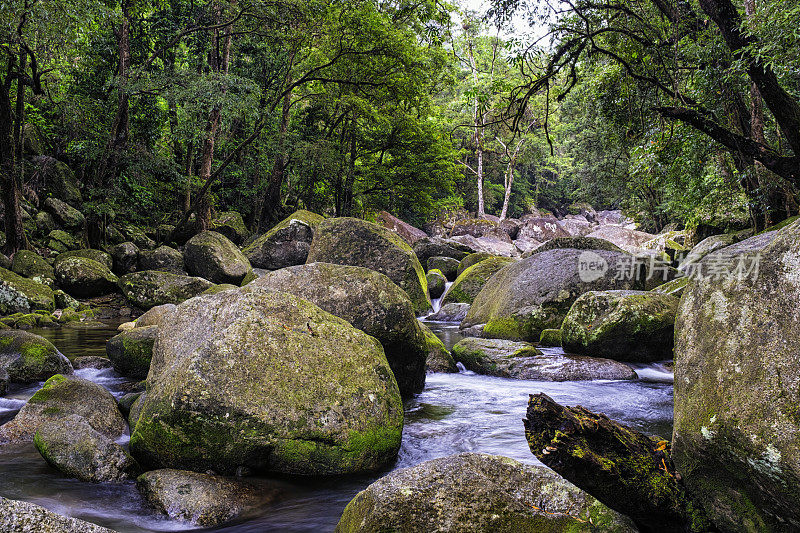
[0,320,673,532]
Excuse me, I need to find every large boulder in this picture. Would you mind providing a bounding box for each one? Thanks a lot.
[376,211,427,244]
[242,209,324,269]
[137,469,280,527]
[55,249,113,271]
[131,288,403,475]
[11,250,55,287]
[450,218,512,242]
[672,219,800,531]
[451,337,635,381]
[211,211,249,245]
[442,256,514,305]
[0,375,126,444]
[426,256,459,281]
[46,229,82,253]
[586,225,655,253]
[427,302,470,323]
[426,269,446,299]
[134,303,176,327]
[119,270,213,310]
[307,217,431,313]
[34,414,139,482]
[560,217,596,237]
[106,325,157,378]
[0,267,55,314]
[450,234,518,257]
[336,453,637,532]
[137,245,185,274]
[33,155,82,204]
[0,330,72,384]
[461,248,643,341]
[254,263,428,396]
[43,197,85,229]
[517,215,570,242]
[54,256,119,298]
[420,323,456,373]
[184,230,252,285]
[110,241,139,275]
[562,290,679,362]
[412,237,471,265]
[0,496,114,532]
[525,236,624,256]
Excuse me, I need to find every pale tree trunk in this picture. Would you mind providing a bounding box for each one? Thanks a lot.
[498,137,524,220]
[467,41,485,218]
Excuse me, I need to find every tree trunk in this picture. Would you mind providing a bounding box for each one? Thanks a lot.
[466,40,485,218]
[342,114,357,217]
[262,81,294,225]
[523,393,715,533]
[1,68,27,254]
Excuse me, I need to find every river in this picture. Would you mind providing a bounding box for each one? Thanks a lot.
[0,321,673,532]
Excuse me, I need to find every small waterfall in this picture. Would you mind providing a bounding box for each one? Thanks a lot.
[431,281,454,314]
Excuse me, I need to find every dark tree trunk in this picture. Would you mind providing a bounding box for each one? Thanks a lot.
[262,82,293,226]
[523,393,715,533]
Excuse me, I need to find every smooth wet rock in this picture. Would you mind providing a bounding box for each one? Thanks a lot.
[110,241,139,275]
[11,250,55,287]
[134,303,176,327]
[461,248,643,341]
[184,230,252,285]
[0,266,55,314]
[54,256,118,298]
[44,197,85,229]
[119,270,213,310]
[426,256,459,281]
[426,269,446,299]
[335,453,637,533]
[131,289,403,475]
[242,209,324,269]
[376,211,427,245]
[55,249,113,271]
[420,323,456,373]
[673,218,800,531]
[426,302,470,323]
[0,330,72,383]
[307,217,431,313]
[0,375,126,444]
[562,290,679,362]
[0,495,115,532]
[106,326,157,378]
[137,469,280,526]
[137,245,185,274]
[211,211,249,245]
[34,414,139,482]
[451,337,635,381]
[442,256,514,306]
[255,263,427,396]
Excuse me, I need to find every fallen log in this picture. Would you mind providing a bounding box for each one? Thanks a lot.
[523,393,715,532]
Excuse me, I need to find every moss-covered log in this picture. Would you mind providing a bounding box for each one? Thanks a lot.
[523,393,714,533]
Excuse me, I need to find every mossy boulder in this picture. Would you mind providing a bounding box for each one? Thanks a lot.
[307,217,431,313]
[242,209,324,269]
[0,330,72,383]
[420,322,456,373]
[33,155,83,204]
[461,248,642,341]
[0,495,115,532]
[517,215,570,242]
[138,245,185,274]
[255,263,427,396]
[0,266,55,314]
[54,256,119,298]
[335,453,637,533]
[442,256,514,306]
[119,223,155,249]
[426,269,446,299]
[55,249,113,271]
[106,325,157,378]
[11,250,55,287]
[211,211,249,245]
[412,237,471,266]
[34,414,140,482]
[184,230,252,285]
[451,337,635,381]
[43,197,85,229]
[131,288,403,475]
[562,290,679,362]
[110,241,139,275]
[456,252,494,276]
[35,210,57,235]
[426,255,459,281]
[375,211,427,245]
[0,375,126,444]
[118,270,213,310]
[672,218,800,531]
[524,236,624,256]
[46,229,82,253]
[539,328,562,347]
[450,218,512,243]
[137,469,280,527]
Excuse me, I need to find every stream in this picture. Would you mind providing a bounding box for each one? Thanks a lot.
[0,321,673,532]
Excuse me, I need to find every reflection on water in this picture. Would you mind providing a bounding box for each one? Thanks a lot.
[0,319,674,532]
